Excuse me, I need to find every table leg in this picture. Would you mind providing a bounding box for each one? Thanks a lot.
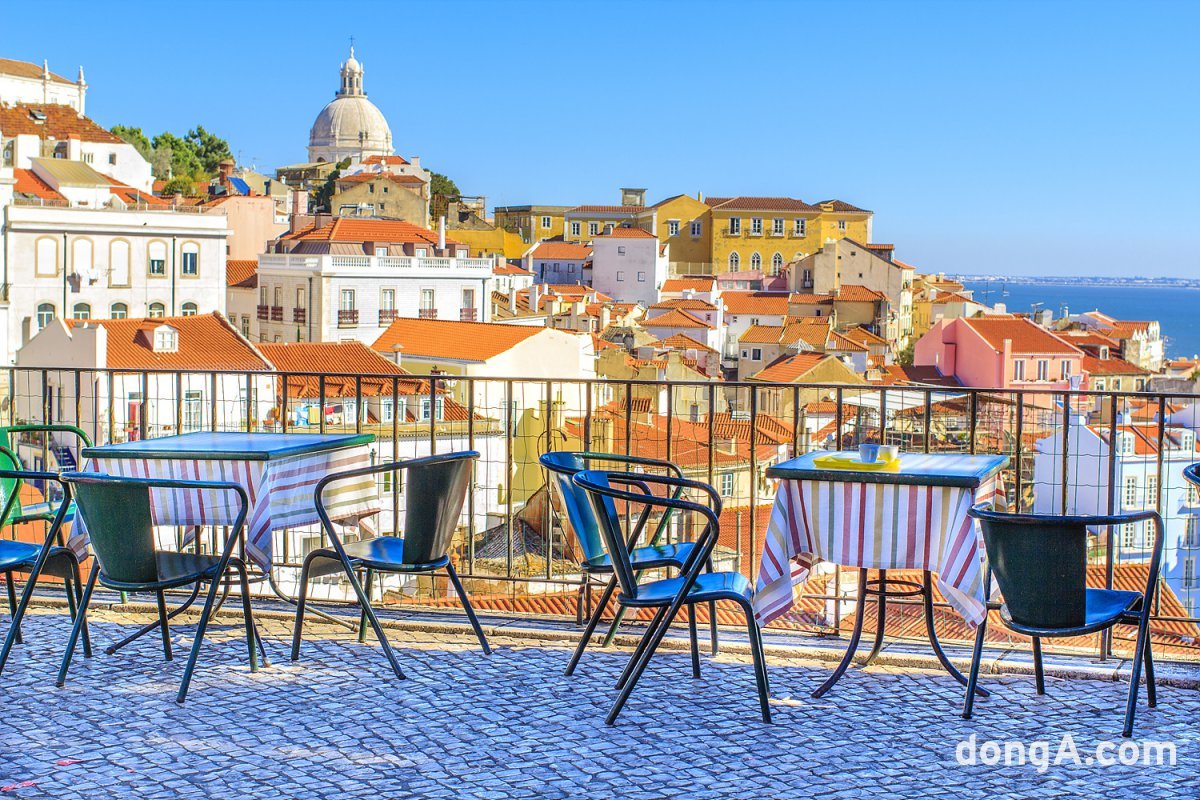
[923,570,989,697]
[812,568,869,699]
[862,569,887,666]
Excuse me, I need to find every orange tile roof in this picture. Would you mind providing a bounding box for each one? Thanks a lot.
[11,168,62,202]
[226,259,258,289]
[649,298,718,312]
[749,353,834,383]
[739,324,784,345]
[642,309,712,330]
[928,290,976,304]
[0,104,124,144]
[373,317,545,362]
[658,333,717,353]
[833,284,887,303]
[596,227,655,238]
[890,259,917,270]
[708,196,816,212]
[530,241,591,260]
[710,413,794,445]
[816,199,870,213]
[962,316,1081,355]
[1058,329,1120,349]
[873,364,961,387]
[1082,355,1150,376]
[336,172,426,187]
[827,331,867,352]
[0,58,73,83]
[721,291,792,316]
[1090,424,1199,457]
[361,154,410,166]
[787,293,835,306]
[258,341,434,403]
[281,217,456,246]
[493,262,532,275]
[660,277,716,293]
[65,313,270,371]
[567,204,644,214]
[840,326,889,347]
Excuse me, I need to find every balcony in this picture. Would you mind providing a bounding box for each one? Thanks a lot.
[257,253,495,273]
[337,309,359,327]
[270,306,284,322]
[379,309,398,326]
[460,307,478,322]
[292,307,306,324]
[256,304,269,321]
[418,308,437,320]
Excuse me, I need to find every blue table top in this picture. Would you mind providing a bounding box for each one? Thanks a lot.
[82,432,375,462]
[766,451,1008,488]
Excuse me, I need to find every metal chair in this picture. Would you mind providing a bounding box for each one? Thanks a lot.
[540,451,719,675]
[572,469,771,725]
[0,459,91,674]
[291,451,490,679]
[963,503,1164,737]
[57,472,261,703]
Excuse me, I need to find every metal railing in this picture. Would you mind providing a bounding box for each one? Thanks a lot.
[6,366,1199,661]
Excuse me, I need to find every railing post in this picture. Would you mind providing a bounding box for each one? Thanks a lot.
[356,375,364,435]
[749,384,758,578]
[209,372,218,433]
[1103,391,1118,659]
[1014,393,1025,512]
[427,376,437,452]
[706,383,716,488]
[505,379,514,580]
[544,379,553,581]
[139,371,149,441]
[73,369,82,431]
[106,371,114,444]
[1154,394,1166,618]
[175,372,183,434]
[244,372,253,433]
[1060,390,1070,515]
[281,373,289,434]
[465,377,475,573]
[318,375,327,434]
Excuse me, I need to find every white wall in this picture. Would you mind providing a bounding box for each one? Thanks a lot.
[590,236,667,307]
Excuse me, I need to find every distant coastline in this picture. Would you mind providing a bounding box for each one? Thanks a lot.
[950,274,1200,290]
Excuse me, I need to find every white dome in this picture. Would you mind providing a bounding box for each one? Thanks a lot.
[307,95,393,163]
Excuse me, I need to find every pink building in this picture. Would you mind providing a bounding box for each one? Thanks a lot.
[913,316,1084,390]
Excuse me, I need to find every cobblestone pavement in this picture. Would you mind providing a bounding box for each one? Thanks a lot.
[0,606,1196,799]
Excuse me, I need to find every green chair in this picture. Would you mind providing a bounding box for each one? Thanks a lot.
[291,452,489,678]
[57,472,261,703]
[963,503,1164,737]
[0,457,91,674]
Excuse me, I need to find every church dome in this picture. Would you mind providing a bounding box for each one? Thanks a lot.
[307,48,393,165]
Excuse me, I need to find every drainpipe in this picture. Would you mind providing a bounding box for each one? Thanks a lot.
[307,276,313,341]
[61,233,67,316]
[170,236,177,315]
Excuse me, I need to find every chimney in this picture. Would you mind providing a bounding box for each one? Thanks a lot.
[218,158,235,186]
[698,191,704,203]
[508,288,518,315]
[438,215,446,250]
[530,283,541,312]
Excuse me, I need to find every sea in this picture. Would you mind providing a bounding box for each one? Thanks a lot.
[959,279,1200,360]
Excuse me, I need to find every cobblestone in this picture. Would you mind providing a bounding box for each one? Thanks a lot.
[0,606,1196,799]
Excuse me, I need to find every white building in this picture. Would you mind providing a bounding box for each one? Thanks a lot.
[525,240,591,285]
[0,57,87,114]
[256,216,494,344]
[1034,418,1200,616]
[589,226,668,308]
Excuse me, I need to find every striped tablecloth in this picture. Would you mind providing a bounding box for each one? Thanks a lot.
[753,473,1003,628]
[69,445,380,573]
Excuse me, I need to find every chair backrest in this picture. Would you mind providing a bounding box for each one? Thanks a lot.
[65,475,159,585]
[572,469,639,596]
[1185,463,1200,491]
[401,452,476,565]
[0,446,23,527]
[540,451,606,562]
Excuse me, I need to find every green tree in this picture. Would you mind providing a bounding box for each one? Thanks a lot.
[110,125,152,160]
[429,172,459,221]
[185,125,233,174]
[895,342,915,367]
[149,131,202,180]
[312,158,352,212]
[160,175,197,196]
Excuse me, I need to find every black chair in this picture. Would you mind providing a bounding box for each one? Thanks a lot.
[572,469,771,725]
[540,451,718,675]
[291,451,490,678]
[963,503,1164,737]
[57,473,262,703]
[0,463,91,674]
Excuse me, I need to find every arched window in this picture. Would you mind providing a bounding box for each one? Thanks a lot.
[750,252,762,271]
[35,238,57,277]
[148,241,167,277]
[181,302,198,317]
[110,302,128,319]
[71,303,91,320]
[181,242,200,276]
[148,302,166,318]
[728,252,740,272]
[109,240,131,286]
[36,303,55,330]
[72,239,94,279]
[771,252,783,275]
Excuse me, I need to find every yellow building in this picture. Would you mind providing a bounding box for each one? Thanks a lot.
[707,197,871,277]
[641,194,712,273]
[493,205,570,243]
[443,225,528,259]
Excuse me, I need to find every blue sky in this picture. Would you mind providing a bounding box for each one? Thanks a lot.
[3,0,1197,278]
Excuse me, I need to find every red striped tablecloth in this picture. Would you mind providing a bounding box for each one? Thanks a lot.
[69,446,379,572]
[753,475,1003,628]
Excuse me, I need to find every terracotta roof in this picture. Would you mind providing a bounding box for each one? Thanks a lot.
[281,218,456,246]
[1082,355,1150,377]
[721,291,792,316]
[0,58,73,83]
[840,326,889,347]
[660,277,716,293]
[781,321,834,349]
[642,309,712,330]
[255,341,447,408]
[596,227,655,238]
[873,364,961,387]
[827,331,867,352]
[710,413,794,446]
[564,411,778,470]
[1106,320,1153,340]
[544,284,613,301]
[360,155,409,166]
[530,242,591,260]
[63,313,270,371]
[336,172,426,187]
[373,317,545,362]
[863,243,894,254]
[11,168,62,202]
[962,317,1081,356]
[566,205,644,214]
[816,199,869,213]
[0,103,123,144]
[890,259,917,270]
[833,284,887,303]
[928,290,977,305]
[708,196,816,212]
[226,259,258,289]
[648,298,717,312]
[1090,424,1199,457]
[493,263,532,275]
[658,333,717,353]
[1058,330,1120,349]
[787,293,835,306]
[739,324,785,345]
[749,353,835,383]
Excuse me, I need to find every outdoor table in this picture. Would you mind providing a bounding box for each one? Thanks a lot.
[753,450,1007,698]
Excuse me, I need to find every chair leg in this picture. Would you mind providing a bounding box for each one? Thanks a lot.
[5,571,21,645]
[342,558,406,680]
[607,603,685,725]
[1032,636,1045,695]
[155,591,173,661]
[446,563,491,655]
[687,603,700,679]
[290,552,317,662]
[615,606,668,690]
[962,614,988,720]
[175,572,227,704]
[357,568,374,644]
[56,562,99,688]
[741,600,772,724]
[1144,634,1157,708]
[705,557,719,655]
[1124,618,1152,738]
[233,562,259,672]
[566,576,616,676]
[70,560,92,659]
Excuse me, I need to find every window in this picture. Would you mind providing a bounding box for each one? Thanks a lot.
[148,241,166,276]
[1123,475,1139,509]
[751,348,762,360]
[1188,485,1200,507]
[588,222,599,236]
[153,328,177,352]
[616,271,625,282]
[541,216,552,229]
[110,302,128,319]
[36,237,57,277]
[381,397,394,423]
[420,288,435,311]
[36,303,55,330]
[772,218,784,235]
[617,246,626,256]
[838,220,847,231]
[750,217,762,235]
[108,153,117,165]
[637,271,646,282]
[750,252,761,271]
[376,246,388,257]
[794,219,806,236]
[570,221,581,237]
[462,287,476,314]
[71,303,91,320]
[1146,475,1157,505]
[1121,522,1138,550]
[719,472,734,497]
[82,152,93,164]
[1013,360,1026,381]
[1094,378,1106,391]
[72,239,93,279]
[110,240,130,286]
[296,287,306,310]
[1185,557,1196,588]
[1186,517,1199,547]
[771,252,783,275]
[728,218,741,235]
[420,397,445,421]
[667,220,680,236]
[381,289,395,311]
[341,289,356,311]
[259,286,268,306]
[728,252,740,272]
[181,302,198,316]
[240,315,249,336]
[273,286,282,307]
[183,390,203,431]
[690,220,702,237]
[181,244,199,276]
[1037,360,1049,381]
[1061,361,1071,380]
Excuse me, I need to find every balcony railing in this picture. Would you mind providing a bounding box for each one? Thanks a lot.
[379,309,398,325]
[7,367,1200,663]
[292,307,306,324]
[337,309,358,327]
[418,309,437,320]
[460,308,478,322]
[256,304,269,321]
[270,306,284,322]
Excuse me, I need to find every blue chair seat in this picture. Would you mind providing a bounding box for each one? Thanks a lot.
[334,536,451,571]
[0,539,40,570]
[620,571,753,608]
[100,552,232,592]
[584,541,696,572]
[1001,588,1143,638]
